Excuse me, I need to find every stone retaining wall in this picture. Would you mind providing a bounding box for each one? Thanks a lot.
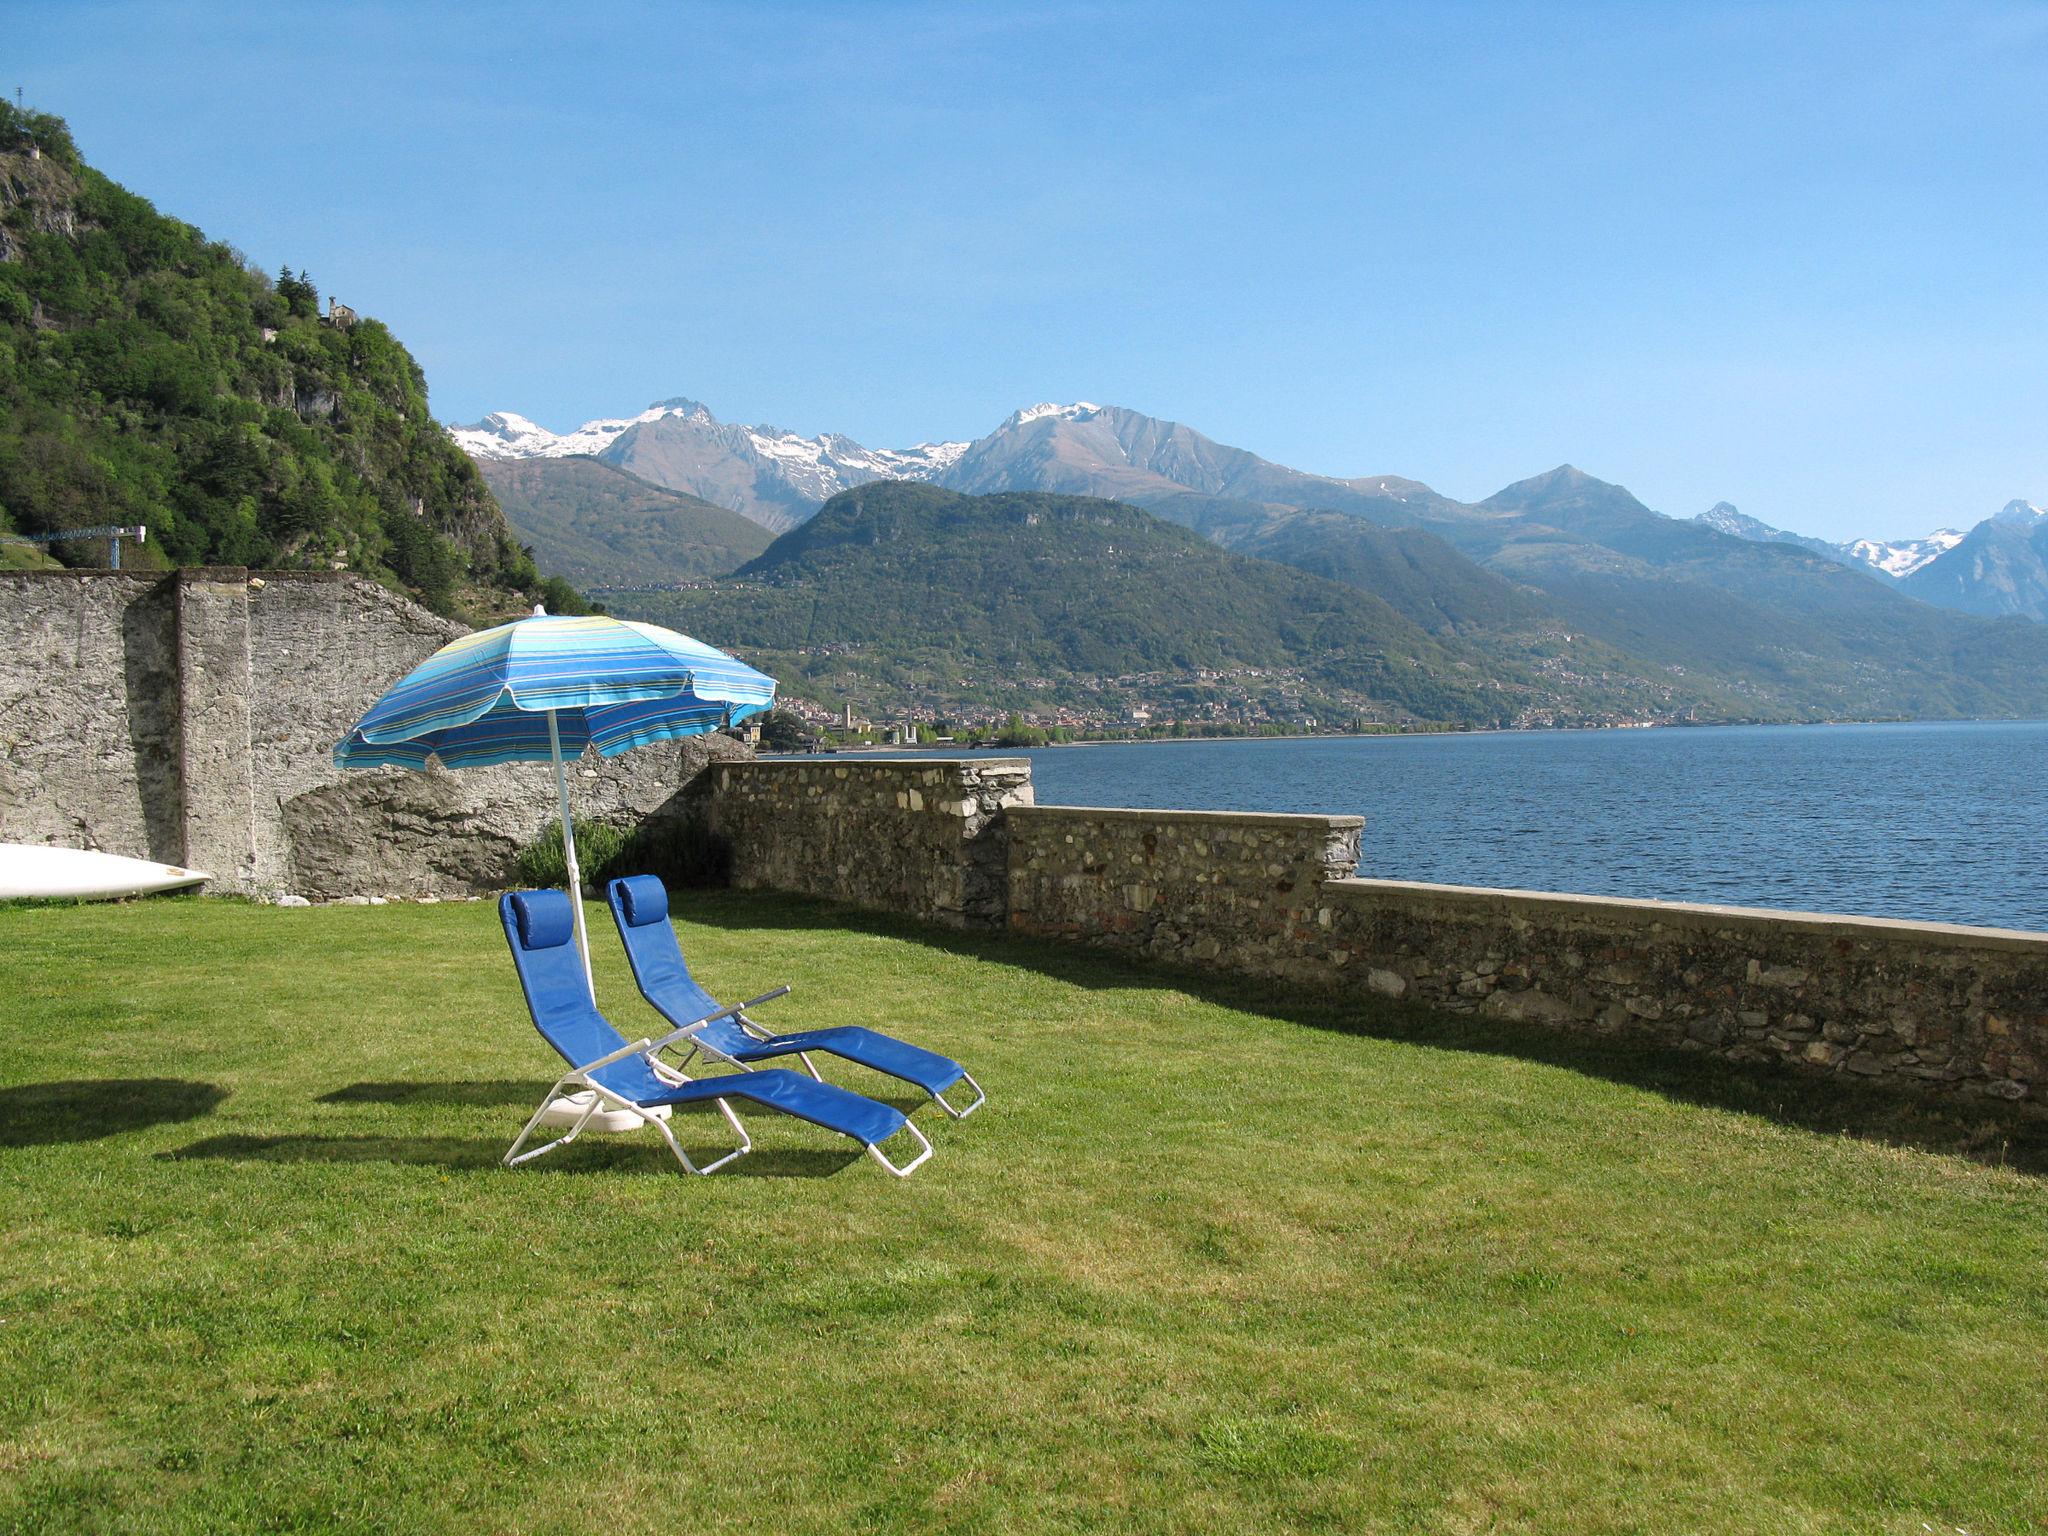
[1319,879,2048,1102]
[1,568,693,897]
[708,757,1033,928]
[1007,805,1362,981]
[1005,804,2046,1107]
[1,571,178,869]
[707,764,2045,1108]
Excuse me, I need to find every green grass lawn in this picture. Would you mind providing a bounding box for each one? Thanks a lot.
[3,894,2046,1535]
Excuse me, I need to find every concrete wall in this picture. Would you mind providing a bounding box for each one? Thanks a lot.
[0,571,178,866]
[1,568,691,897]
[244,568,463,889]
[1008,805,1362,981]
[1319,879,2047,1101]
[712,759,2047,1109]
[706,757,1034,928]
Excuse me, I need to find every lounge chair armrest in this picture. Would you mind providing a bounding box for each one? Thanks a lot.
[572,1036,657,1075]
[649,986,794,1054]
[733,984,791,1039]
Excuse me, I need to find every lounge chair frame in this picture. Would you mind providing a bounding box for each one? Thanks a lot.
[504,987,934,1177]
[504,996,766,1174]
[656,986,988,1121]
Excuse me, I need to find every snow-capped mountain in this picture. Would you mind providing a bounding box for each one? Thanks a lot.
[1694,502,1964,583]
[450,395,1442,532]
[1898,500,2048,620]
[1695,502,1850,564]
[449,406,670,460]
[1692,498,2048,618]
[930,401,1456,521]
[1842,529,1966,580]
[449,399,970,532]
[1004,401,1104,428]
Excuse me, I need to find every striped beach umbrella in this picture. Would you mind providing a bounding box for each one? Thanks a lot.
[335,610,775,981]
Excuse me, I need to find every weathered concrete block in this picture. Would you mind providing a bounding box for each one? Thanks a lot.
[175,572,258,890]
[706,758,1030,929]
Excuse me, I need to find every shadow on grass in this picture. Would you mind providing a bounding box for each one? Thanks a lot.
[319,1079,932,1117]
[0,1078,227,1147]
[319,1080,536,1108]
[163,1132,864,1178]
[681,889,2048,1177]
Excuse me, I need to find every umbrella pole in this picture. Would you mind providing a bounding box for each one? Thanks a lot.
[545,708,594,990]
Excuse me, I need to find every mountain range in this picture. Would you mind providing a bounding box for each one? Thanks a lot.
[453,401,968,533]
[1692,503,1963,580]
[620,482,1750,731]
[455,394,2048,726]
[454,397,2045,625]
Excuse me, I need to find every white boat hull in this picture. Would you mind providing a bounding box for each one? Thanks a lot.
[0,844,213,901]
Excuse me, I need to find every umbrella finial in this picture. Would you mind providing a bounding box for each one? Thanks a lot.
[532,603,547,617]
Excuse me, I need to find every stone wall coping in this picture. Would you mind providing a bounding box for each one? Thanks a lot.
[245,569,423,587]
[1016,804,1366,832]
[726,756,1033,773]
[1325,876,2048,952]
[3,566,364,585]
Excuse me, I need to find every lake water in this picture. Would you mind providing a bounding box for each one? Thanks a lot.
[837,721,2048,931]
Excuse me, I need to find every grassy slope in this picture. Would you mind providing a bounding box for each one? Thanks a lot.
[0,539,62,570]
[3,897,2046,1533]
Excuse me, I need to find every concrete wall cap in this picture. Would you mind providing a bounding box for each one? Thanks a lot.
[1324,877,2048,951]
[723,756,1033,773]
[3,566,383,586]
[1016,804,1365,832]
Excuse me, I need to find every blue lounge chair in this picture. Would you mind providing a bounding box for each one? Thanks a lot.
[498,890,932,1176]
[606,875,986,1119]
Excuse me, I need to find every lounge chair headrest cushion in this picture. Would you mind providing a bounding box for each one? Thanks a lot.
[509,889,574,951]
[614,875,669,928]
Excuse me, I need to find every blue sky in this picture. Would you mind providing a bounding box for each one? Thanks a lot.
[15,1,2046,538]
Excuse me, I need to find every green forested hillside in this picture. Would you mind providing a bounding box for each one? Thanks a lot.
[477,456,770,586]
[1155,468,2048,721]
[0,106,546,616]
[608,483,1738,727]
[1144,493,1547,635]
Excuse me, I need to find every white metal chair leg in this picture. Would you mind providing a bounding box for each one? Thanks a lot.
[505,1072,752,1176]
[865,1119,933,1178]
[504,1080,604,1167]
[715,1095,749,1146]
[504,1093,560,1167]
[649,1099,751,1176]
[797,1051,824,1082]
[929,1071,986,1120]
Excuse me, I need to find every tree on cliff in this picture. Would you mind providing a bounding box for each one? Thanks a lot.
[0,102,566,619]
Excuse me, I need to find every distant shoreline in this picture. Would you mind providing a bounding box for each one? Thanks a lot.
[768,714,2041,759]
